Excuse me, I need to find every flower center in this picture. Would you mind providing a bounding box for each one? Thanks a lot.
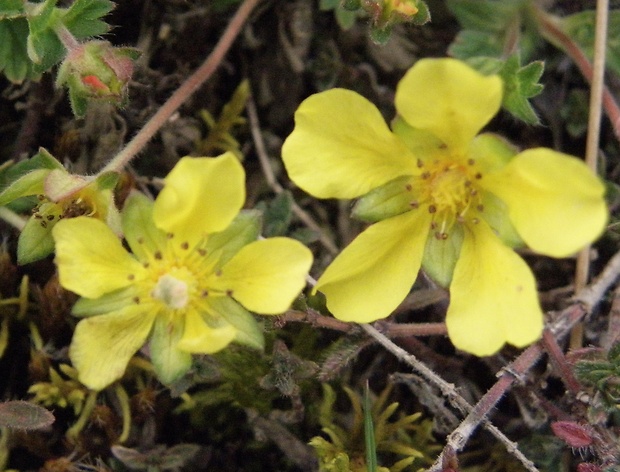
[413,157,484,239]
[151,273,189,309]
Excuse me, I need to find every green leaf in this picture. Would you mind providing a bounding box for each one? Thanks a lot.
[0,0,25,19]
[560,10,620,78]
[0,18,38,82]
[17,204,59,264]
[497,55,544,124]
[364,383,379,472]
[26,0,63,69]
[61,0,114,38]
[256,191,293,237]
[352,176,413,223]
[446,0,525,32]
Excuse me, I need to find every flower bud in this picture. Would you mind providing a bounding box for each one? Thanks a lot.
[56,40,140,117]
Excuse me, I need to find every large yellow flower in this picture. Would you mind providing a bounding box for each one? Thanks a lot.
[282,58,607,356]
[53,153,313,390]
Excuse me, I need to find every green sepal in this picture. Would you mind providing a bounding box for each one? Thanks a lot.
[0,148,64,206]
[421,224,464,288]
[410,1,431,26]
[72,286,137,318]
[94,171,119,191]
[481,192,523,249]
[17,202,60,264]
[150,313,193,386]
[208,296,264,351]
[340,0,361,11]
[468,133,517,173]
[204,209,261,270]
[391,116,444,156]
[0,169,50,207]
[353,176,414,223]
[121,192,167,262]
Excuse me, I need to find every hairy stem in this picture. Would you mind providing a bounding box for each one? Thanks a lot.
[99,0,262,174]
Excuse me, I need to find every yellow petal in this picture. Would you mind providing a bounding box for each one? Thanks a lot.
[52,217,146,298]
[207,238,313,314]
[395,58,503,152]
[282,89,417,199]
[70,304,157,390]
[153,153,245,245]
[483,148,607,257]
[447,222,543,356]
[316,210,431,323]
[150,311,193,384]
[176,309,237,353]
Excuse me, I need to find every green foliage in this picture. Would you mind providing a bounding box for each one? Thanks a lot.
[310,384,437,472]
[256,191,294,237]
[560,9,620,78]
[574,342,620,409]
[0,0,114,83]
[196,79,250,159]
[447,1,545,124]
[319,0,361,30]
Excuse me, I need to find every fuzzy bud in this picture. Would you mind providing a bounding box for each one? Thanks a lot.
[56,40,140,117]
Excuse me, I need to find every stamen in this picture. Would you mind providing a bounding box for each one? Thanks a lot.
[226,289,234,297]
[181,242,189,250]
[409,201,419,209]
[405,184,413,191]
[428,205,437,214]
[128,274,135,281]
[143,262,150,268]
[198,248,207,256]
[201,290,209,297]
[47,215,55,221]
[467,158,475,166]
[421,171,431,179]
[133,296,140,304]
[476,204,484,212]
[475,172,482,179]
[416,159,424,168]
[137,237,144,244]
[154,251,163,260]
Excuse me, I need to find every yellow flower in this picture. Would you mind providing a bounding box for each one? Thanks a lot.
[282,58,607,356]
[52,153,313,390]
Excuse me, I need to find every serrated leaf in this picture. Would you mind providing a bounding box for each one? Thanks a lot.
[560,10,620,78]
[0,18,38,82]
[61,0,114,38]
[26,0,61,67]
[256,191,293,237]
[497,55,544,124]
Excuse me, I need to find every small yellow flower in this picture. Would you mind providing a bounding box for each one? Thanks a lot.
[282,58,607,356]
[52,153,313,390]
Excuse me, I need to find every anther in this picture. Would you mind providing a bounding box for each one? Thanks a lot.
[201,290,209,297]
[476,204,484,212]
[181,242,189,250]
[166,232,174,239]
[464,180,472,187]
[40,221,47,228]
[409,201,419,209]
[143,262,150,268]
[428,205,437,214]
[405,184,413,191]
[430,222,437,229]
[467,158,475,166]
[198,249,207,256]
[470,189,478,196]
[475,172,482,179]
[47,215,55,221]
[215,269,222,277]
[421,171,431,179]
[133,296,140,304]
[37,195,45,201]
[128,274,135,281]
[226,289,234,296]
[472,218,480,224]
[154,251,163,260]
[416,159,424,168]
[34,214,43,219]
[137,237,144,244]
[439,143,447,149]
